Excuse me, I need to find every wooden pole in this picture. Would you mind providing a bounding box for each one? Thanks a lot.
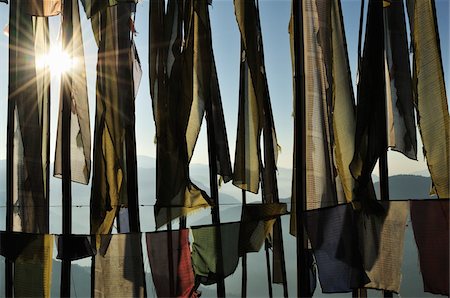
[241,190,247,298]
[5,1,17,295]
[60,0,73,296]
[292,0,311,296]
[264,240,273,298]
[353,0,367,296]
[205,91,226,298]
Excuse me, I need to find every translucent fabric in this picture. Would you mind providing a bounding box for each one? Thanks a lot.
[54,0,91,185]
[239,203,288,253]
[183,0,232,182]
[290,0,351,236]
[191,222,240,285]
[146,229,195,297]
[357,201,409,293]
[21,0,61,16]
[0,232,53,298]
[149,0,216,228]
[383,0,417,160]
[9,0,50,235]
[93,234,146,298]
[408,0,450,198]
[89,3,138,235]
[305,204,368,293]
[234,0,287,284]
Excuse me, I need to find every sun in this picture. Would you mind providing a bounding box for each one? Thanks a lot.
[36,43,75,76]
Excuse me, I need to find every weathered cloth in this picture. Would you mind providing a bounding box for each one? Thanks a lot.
[410,200,449,296]
[383,0,417,160]
[146,229,195,297]
[93,234,146,298]
[358,201,409,293]
[0,232,53,298]
[290,0,355,238]
[407,0,450,198]
[56,235,96,261]
[54,0,91,185]
[234,0,287,285]
[149,0,212,228]
[21,0,61,16]
[8,0,50,234]
[239,203,287,253]
[305,204,368,293]
[350,0,386,207]
[191,222,240,285]
[89,2,138,235]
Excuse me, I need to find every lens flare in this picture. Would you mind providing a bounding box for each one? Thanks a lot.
[36,44,75,76]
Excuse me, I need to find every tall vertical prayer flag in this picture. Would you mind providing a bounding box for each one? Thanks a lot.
[407,0,450,198]
[54,0,91,185]
[233,0,288,285]
[89,2,139,235]
[290,0,354,236]
[149,0,213,228]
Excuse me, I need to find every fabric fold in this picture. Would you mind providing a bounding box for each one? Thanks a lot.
[239,203,288,254]
[233,0,287,285]
[305,204,368,293]
[383,0,417,160]
[93,234,146,298]
[89,3,138,235]
[21,0,61,16]
[149,0,212,229]
[350,0,386,205]
[358,201,409,293]
[146,229,195,297]
[54,0,91,185]
[407,0,450,198]
[191,222,240,285]
[410,200,449,296]
[56,235,96,261]
[0,233,53,298]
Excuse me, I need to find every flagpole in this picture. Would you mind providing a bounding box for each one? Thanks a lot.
[353,1,366,296]
[241,190,247,298]
[292,0,312,296]
[205,91,226,298]
[5,1,17,295]
[61,0,73,296]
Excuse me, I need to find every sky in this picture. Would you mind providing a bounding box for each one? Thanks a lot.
[0,0,449,177]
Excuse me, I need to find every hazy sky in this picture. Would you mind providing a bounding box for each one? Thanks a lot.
[0,0,448,176]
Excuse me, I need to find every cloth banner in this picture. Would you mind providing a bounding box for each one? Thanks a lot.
[149,0,212,228]
[383,0,417,160]
[21,0,61,16]
[358,201,409,293]
[89,3,139,235]
[290,0,355,237]
[239,203,287,254]
[93,234,146,298]
[191,222,240,285]
[305,204,368,293]
[146,229,195,297]
[407,0,450,198]
[56,235,96,261]
[54,0,91,185]
[410,200,449,295]
[0,232,53,298]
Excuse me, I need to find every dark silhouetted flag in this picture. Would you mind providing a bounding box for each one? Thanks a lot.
[411,200,449,296]
[146,229,195,297]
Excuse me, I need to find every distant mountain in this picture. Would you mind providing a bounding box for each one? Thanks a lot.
[374,174,433,199]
